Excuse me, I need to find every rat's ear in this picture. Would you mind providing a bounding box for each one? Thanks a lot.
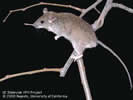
[48,15,57,23]
[43,8,48,14]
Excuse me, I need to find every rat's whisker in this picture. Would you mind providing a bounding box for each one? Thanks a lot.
[24,23,34,27]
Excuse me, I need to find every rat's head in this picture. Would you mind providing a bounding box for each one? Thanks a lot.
[33,8,57,30]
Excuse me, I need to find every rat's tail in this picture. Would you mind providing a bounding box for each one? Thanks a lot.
[97,40,132,90]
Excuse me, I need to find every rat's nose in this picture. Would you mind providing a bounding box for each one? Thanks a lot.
[32,22,42,29]
[32,24,38,28]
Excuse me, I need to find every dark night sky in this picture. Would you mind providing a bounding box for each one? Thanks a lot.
[0,0,133,100]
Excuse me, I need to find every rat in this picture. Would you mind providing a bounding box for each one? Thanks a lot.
[25,8,132,89]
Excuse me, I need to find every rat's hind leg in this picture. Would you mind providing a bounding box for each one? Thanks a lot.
[71,42,85,61]
[71,54,83,61]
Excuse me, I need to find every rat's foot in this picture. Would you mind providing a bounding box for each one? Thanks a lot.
[71,54,83,61]
[54,35,61,40]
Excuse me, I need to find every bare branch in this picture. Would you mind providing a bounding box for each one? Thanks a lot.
[3,2,83,23]
[0,68,61,82]
[77,59,92,100]
[112,3,133,13]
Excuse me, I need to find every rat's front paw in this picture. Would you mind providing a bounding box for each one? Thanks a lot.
[54,35,61,40]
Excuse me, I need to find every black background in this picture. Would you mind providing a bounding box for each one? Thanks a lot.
[0,0,133,100]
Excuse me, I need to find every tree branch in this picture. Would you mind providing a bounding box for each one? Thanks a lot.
[77,59,92,100]
[3,2,83,22]
[0,68,61,82]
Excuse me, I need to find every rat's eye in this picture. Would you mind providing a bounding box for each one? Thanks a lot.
[40,20,44,24]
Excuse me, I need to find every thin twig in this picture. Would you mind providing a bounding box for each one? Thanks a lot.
[3,2,83,23]
[0,68,61,82]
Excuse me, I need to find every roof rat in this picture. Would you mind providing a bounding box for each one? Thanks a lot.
[33,8,98,60]
[26,8,132,89]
